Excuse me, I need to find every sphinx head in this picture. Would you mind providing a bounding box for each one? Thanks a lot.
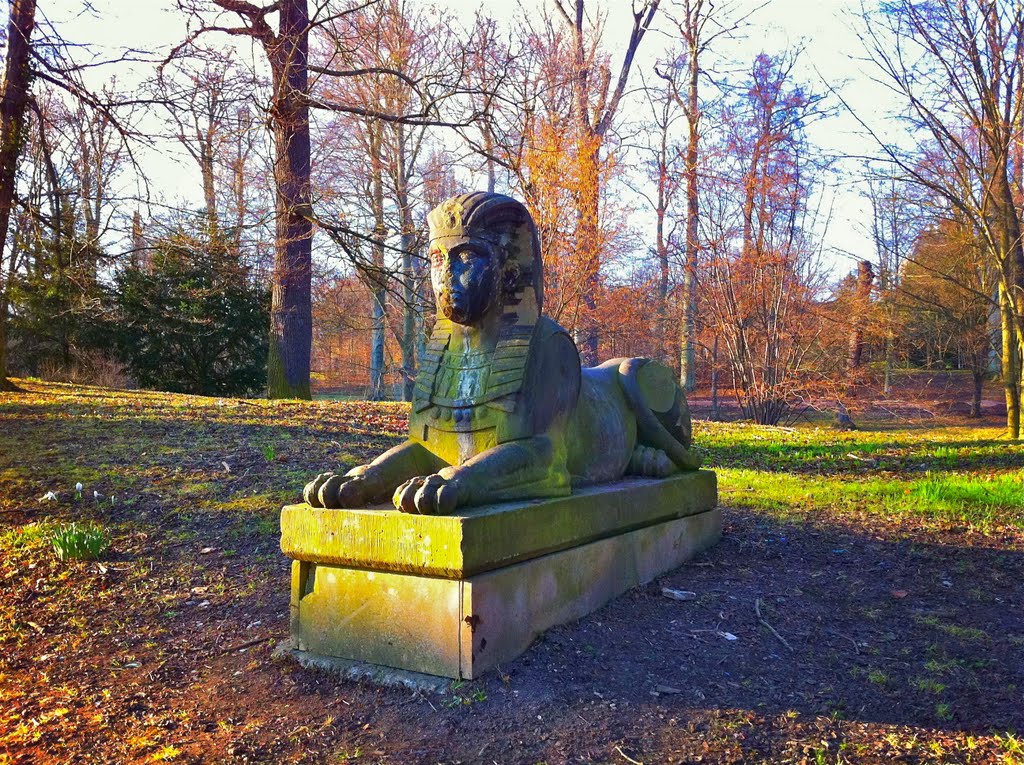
[427,193,542,326]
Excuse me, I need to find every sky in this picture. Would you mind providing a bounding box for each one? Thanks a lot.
[455,0,905,275]
[23,0,905,279]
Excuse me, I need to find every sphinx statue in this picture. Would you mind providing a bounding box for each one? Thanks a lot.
[304,192,701,515]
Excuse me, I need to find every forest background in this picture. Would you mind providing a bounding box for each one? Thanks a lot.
[1,0,1022,439]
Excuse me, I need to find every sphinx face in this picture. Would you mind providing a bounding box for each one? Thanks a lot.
[430,236,501,325]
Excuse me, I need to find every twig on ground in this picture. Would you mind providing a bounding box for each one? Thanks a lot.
[828,629,861,654]
[615,745,644,765]
[755,598,793,652]
[220,635,269,654]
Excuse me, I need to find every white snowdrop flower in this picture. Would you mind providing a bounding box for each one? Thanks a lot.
[75,482,83,493]
[40,491,58,502]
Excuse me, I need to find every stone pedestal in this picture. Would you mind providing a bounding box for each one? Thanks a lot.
[280,470,719,679]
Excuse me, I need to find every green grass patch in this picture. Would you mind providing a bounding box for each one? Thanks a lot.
[718,467,1024,528]
[0,521,58,551]
[910,475,1024,509]
[49,521,110,561]
[913,614,989,641]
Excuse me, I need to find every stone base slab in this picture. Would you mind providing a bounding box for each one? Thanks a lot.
[273,640,451,693]
[281,471,718,578]
[284,474,720,679]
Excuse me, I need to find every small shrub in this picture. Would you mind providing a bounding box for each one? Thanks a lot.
[50,522,110,561]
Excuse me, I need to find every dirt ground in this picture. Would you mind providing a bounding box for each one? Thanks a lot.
[1,381,1023,764]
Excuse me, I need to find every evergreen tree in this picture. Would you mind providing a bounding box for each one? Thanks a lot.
[112,228,269,396]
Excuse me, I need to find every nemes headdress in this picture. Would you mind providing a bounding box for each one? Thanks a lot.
[414,193,546,417]
[427,192,543,321]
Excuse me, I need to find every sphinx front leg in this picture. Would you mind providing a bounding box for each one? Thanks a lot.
[393,435,565,514]
[304,440,448,508]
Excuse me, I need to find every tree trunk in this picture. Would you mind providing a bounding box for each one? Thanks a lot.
[0,286,13,391]
[576,142,601,366]
[368,123,387,400]
[0,0,36,391]
[399,237,416,402]
[847,259,875,369]
[971,367,983,418]
[883,336,893,396]
[993,168,1023,439]
[654,129,669,363]
[1000,283,1021,439]
[266,0,313,399]
[710,333,719,420]
[370,283,386,399]
[200,146,219,239]
[395,123,417,402]
[679,30,700,392]
[483,120,497,194]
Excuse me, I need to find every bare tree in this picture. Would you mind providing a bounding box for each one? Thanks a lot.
[552,0,660,364]
[174,0,321,399]
[699,52,830,424]
[0,0,37,391]
[156,56,255,240]
[656,0,755,390]
[859,0,1024,438]
[634,68,685,367]
[175,0,479,399]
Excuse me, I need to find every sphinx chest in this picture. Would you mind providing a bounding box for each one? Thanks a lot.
[435,349,491,402]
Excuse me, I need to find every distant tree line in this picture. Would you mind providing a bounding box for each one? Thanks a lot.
[0,0,1020,438]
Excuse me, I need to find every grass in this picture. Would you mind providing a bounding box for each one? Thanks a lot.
[696,421,1024,529]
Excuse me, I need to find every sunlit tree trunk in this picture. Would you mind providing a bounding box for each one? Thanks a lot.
[999,282,1021,438]
[847,260,875,370]
[678,7,701,392]
[0,0,37,391]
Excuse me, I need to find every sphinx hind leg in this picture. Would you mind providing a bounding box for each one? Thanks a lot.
[618,358,702,471]
[626,444,679,478]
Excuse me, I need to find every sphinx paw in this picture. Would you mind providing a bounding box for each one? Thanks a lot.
[304,473,367,509]
[393,474,460,515]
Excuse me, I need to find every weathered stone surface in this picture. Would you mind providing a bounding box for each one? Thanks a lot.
[284,473,720,679]
[273,641,451,693]
[302,192,703,516]
[282,471,717,578]
[281,191,722,680]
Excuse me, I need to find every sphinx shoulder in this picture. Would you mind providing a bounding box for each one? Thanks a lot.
[524,317,582,433]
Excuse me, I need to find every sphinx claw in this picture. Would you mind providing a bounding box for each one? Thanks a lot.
[394,477,425,514]
[414,482,437,515]
[303,472,332,507]
[318,474,347,509]
[435,482,459,514]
